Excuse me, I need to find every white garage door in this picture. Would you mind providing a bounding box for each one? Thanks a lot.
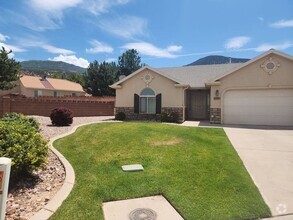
[223,89,293,126]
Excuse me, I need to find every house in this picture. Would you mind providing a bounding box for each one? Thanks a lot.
[0,75,86,97]
[110,49,293,126]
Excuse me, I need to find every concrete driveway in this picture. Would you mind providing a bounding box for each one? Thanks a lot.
[224,127,293,217]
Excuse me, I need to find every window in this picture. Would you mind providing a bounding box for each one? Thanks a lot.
[140,88,156,114]
[72,93,76,96]
[34,90,42,97]
[53,91,59,97]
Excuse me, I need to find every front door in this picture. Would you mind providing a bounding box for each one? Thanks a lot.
[188,90,209,119]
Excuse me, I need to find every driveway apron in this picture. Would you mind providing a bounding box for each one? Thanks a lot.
[224,127,293,217]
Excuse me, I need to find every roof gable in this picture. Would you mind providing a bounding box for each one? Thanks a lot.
[110,66,185,88]
[211,49,293,82]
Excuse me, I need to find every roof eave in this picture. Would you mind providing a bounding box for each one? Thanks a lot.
[174,84,189,88]
[109,85,122,89]
[22,86,85,93]
[205,81,221,87]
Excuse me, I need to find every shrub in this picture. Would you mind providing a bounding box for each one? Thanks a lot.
[0,114,48,179]
[50,107,73,126]
[1,112,40,132]
[115,112,126,121]
[160,111,179,123]
[169,112,179,123]
[160,112,169,122]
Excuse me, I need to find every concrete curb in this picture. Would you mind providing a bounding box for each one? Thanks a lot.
[30,118,116,220]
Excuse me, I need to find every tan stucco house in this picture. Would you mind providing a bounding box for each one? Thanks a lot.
[110,49,293,126]
[0,75,86,97]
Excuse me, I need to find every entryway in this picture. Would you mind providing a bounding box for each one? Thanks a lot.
[186,90,210,120]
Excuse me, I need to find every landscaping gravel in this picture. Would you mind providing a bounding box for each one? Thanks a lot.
[5,115,114,220]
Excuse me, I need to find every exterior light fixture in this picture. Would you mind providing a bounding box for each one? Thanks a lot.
[215,89,219,97]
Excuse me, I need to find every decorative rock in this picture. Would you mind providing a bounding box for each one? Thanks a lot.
[5,150,65,219]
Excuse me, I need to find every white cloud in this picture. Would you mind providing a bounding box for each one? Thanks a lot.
[0,9,59,31]
[225,36,251,50]
[49,54,90,68]
[99,16,147,40]
[0,33,9,42]
[254,41,293,52]
[42,44,75,55]
[29,0,82,12]
[24,0,82,31]
[86,40,113,53]
[0,34,25,53]
[83,0,130,15]
[167,45,182,52]
[270,19,293,28]
[121,42,182,58]
[0,33,25,53]
[258,17,264,22]
[16,37,75,55]
[0,42,26,53]
[23,0,131,31]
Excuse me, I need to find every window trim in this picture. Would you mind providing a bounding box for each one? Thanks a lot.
[140,88,156,114]
[34,90,42,97]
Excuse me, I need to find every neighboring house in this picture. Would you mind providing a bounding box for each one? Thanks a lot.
[110,49,293,126]
[0,75,86,97]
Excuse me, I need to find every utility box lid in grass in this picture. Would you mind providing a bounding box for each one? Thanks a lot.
[122,164,144,172]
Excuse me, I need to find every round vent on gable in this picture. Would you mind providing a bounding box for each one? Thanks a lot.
[261,57,280,74]
[142,72,154,86]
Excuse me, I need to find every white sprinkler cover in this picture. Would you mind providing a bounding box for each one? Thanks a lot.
[122,164,144,172]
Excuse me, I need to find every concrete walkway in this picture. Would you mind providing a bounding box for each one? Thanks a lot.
[180,121,293,219]
[224,127,293,217]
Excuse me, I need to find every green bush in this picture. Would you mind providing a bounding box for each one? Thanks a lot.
[115,112,126,121]
[50,107,73,126]
[0,113,48,178]
[1,112,40,132]
[160,111,179,123]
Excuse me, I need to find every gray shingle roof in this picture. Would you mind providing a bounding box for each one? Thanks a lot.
[155,63,241,88]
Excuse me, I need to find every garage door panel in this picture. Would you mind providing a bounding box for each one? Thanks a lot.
[223,89,293,126]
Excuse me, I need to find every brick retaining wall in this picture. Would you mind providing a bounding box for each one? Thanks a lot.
[0,95,115,117]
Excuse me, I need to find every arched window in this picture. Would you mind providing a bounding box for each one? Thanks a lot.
[140,88,156,113]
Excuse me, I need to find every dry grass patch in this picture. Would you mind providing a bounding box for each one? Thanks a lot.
[148,137,183,146]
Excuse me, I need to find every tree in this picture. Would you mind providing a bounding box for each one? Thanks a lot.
[0,47,21,90]
[118,49,142,76]
[84,61,118,96]
[51,72,85,87]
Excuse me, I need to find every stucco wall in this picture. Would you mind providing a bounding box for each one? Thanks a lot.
[210,54,293,108]
[20,84,85,97]
[115,69,185,108]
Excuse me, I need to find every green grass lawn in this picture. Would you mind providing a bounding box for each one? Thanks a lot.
[51,122,270,220]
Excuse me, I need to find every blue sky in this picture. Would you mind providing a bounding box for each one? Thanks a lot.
[0,0,292,68]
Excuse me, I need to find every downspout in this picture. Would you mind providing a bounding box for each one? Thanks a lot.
[182,86,189,122]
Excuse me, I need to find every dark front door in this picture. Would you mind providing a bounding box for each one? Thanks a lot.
[188,90,209,120]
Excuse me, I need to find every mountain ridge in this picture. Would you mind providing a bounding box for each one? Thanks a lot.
[20,60,86,74]
[186,55,250,66]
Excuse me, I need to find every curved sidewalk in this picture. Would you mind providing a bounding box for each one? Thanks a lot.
[30,116,115,220]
